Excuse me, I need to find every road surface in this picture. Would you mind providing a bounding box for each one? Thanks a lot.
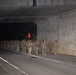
[0,48,76,75]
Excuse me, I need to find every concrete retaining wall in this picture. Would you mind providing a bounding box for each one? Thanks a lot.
[0,0,33,7]
[36,0,76,6]
[0,0,76,7]
[35,9,76,56]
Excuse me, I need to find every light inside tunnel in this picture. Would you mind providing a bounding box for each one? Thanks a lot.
[27,32,31,39]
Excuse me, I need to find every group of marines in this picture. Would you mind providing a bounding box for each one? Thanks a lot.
[0,39,59,55]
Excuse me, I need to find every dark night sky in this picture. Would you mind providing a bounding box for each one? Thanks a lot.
[0,22,37,40]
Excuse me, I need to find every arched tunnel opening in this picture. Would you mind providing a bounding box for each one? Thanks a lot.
[0,22,37,41]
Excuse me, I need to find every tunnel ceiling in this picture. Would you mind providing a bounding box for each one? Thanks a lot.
[0,4,76,22]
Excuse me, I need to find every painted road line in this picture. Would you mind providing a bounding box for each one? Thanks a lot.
[0,57,29,75]
[26,54,63,64]
[26,54,76,67]
[5,48,76,67]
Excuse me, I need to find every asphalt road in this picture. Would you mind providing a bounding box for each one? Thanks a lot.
[0,48,76,75]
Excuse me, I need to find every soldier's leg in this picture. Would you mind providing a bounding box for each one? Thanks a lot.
[53,48,57,55]
[35,47,38,54]
[25,47,26,53]
[22,46,25,52]
[21,46,23,52]
[44,48,47,55]
[42,48,44,55]
[42,48,46,56]
[33,48,35,54]
[49,48,52,54]
[47,47,49,54]
[28,48,32,55]
[17,44,20,52]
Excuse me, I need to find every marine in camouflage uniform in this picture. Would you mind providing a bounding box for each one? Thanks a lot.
[20,39,27,53]
[52,40,59,55]
[3,41,6,49]
[27,40,33,55]
[41,40,47,56]
[45,40,49,54]
[35,40,39,54]
[16,41,20,52]
[47,40,53,54]
[38,40,43,54]
[11,41,14,50]
[11,41,13,50]
[10,41,13,50]
[32,40,39,54]
[7,42,10,49]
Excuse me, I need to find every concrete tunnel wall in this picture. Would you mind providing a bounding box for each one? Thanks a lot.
[36,0,76,5]
[0,0,33,7]
[35,9,76,56]
[0,0,76,7]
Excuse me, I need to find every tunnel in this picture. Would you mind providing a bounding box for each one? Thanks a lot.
[0,22,37,41]
[0,1,76,75]
[0,0,76,56]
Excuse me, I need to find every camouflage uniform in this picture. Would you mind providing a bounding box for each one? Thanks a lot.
[52,40,59,55]
[20,39,27,53]
[7,42,10,49]
[35,40,39,54]
[38,40,42,54]
[41,40,47,56]
[16,41,20,52]
[11,41,14,50]
[32,40,39,54]
[47,40,53,54]
[10,41,13,50]
[13,41,17,50]
[27,40,33,55]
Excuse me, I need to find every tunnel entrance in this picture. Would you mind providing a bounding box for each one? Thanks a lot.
[0,22,37,41]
